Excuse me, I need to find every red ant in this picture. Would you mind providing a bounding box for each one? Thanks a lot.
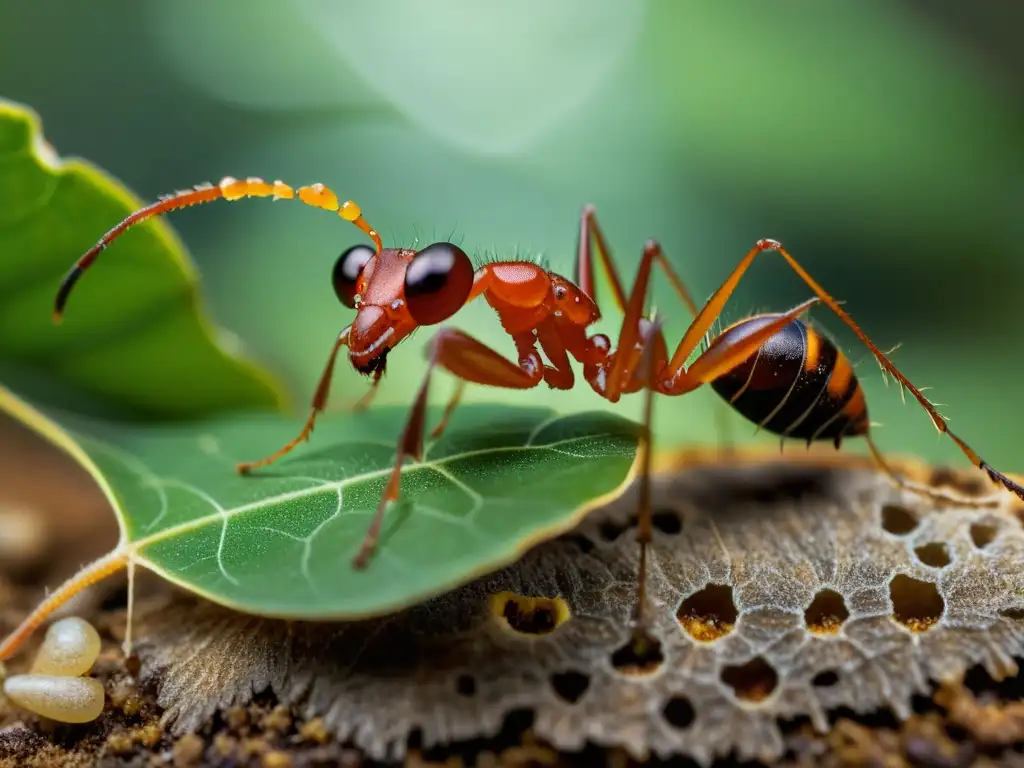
[53,176,1024,633]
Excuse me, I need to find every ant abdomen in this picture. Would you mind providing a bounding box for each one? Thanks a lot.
[708,316,869,447]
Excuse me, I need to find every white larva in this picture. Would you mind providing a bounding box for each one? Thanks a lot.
[2,674,105,723]
[30,617,101,677]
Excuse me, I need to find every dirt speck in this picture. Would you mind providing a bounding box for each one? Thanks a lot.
[298,717,330,744]
[935,681,1024,746]
[261,749,294,768]
[171,732,204,767]
[260,704,292,734]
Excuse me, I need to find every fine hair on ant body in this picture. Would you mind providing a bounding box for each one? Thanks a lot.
[50,176,1024,640]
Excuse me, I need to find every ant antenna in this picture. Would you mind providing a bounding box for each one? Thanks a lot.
[53,177,382,321]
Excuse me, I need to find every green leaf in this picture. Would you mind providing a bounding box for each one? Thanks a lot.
[0,99,285,418]
[3,384,638,620]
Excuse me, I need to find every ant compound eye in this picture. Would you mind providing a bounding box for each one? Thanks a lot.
[333,244,374,308]
[404,243,474,326]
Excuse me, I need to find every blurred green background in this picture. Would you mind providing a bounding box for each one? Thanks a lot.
[2,1,1022,471]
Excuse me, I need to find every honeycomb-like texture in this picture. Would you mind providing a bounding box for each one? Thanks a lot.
[134,452,1024,765]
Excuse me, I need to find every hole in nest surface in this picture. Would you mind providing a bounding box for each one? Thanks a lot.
[563,533,595,554]
[490,591,570,635]
[407,727,424,752]
[969,523,998,549]
[662,696,695,729]
[677,583,738,642]
[804,589,849,635]
[455,674,476,697]
[812,670,840,688]
[881,504,917,535]
[962,662,1024,700]
[550,671,590,704]
[929,466,986,496]
[721,656,778,703]
[889,574,944,632]
[915,542,950,568]
[598,520,625,542]
[1001,608,1024,620]
[651,508,682,535]
[610,630,664,675]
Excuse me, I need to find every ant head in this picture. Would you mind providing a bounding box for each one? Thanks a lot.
[334,242,475,375]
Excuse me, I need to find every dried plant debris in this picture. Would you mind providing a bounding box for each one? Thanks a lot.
[83,450,1020,766]
[4,450,1024,766]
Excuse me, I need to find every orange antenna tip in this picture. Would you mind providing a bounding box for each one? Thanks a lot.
[339,200,362,221]
[243,177,274,198]
[298,183,340,212]
[271,180,294,200]
[218,176,248,201]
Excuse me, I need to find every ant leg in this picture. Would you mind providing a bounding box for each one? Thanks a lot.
[428,317,576,442]
[665,238,1024,503]
[864,434,1001,507]
[682,299,822,385]
[349,368,384,413]
[594,252,814,637]
[429,380,467,440]
[237,327,350,473]
[575,205,699,315]
[579,214,736,451]
[631,316,663,636]
[600,240,669,401]
[352,327,545,568]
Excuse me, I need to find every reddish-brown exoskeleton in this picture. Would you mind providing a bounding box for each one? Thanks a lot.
[53,176,1024,632]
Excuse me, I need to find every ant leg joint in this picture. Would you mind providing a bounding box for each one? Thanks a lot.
[755,238,783,251]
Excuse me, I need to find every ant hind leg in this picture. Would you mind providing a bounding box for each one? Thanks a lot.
[865,434,1003,508]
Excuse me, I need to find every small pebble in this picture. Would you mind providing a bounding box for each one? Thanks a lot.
[260,704,292,733]
[0,506,48,574]
[262,750,293,768]
[213,732,238,758]
[172,733,205,767]
[3,674,105,723]
[137,723,162,747]
[31,617,101,677]
[224,705,249,732]
[298,717,329,744]
[105,730,135,756]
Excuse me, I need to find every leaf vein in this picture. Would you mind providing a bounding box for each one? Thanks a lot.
[159,478,240,587]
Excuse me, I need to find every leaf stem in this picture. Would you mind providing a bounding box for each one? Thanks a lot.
[0,548,128,662]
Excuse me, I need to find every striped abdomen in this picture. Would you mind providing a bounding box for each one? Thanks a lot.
[708,315,868,447]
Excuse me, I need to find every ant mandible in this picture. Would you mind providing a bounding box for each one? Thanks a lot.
[54,176,1024,630]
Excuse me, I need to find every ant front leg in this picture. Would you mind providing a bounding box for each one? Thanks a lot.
[237,327,350,474]
[350,368,385,413]
[352,326,549,569]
